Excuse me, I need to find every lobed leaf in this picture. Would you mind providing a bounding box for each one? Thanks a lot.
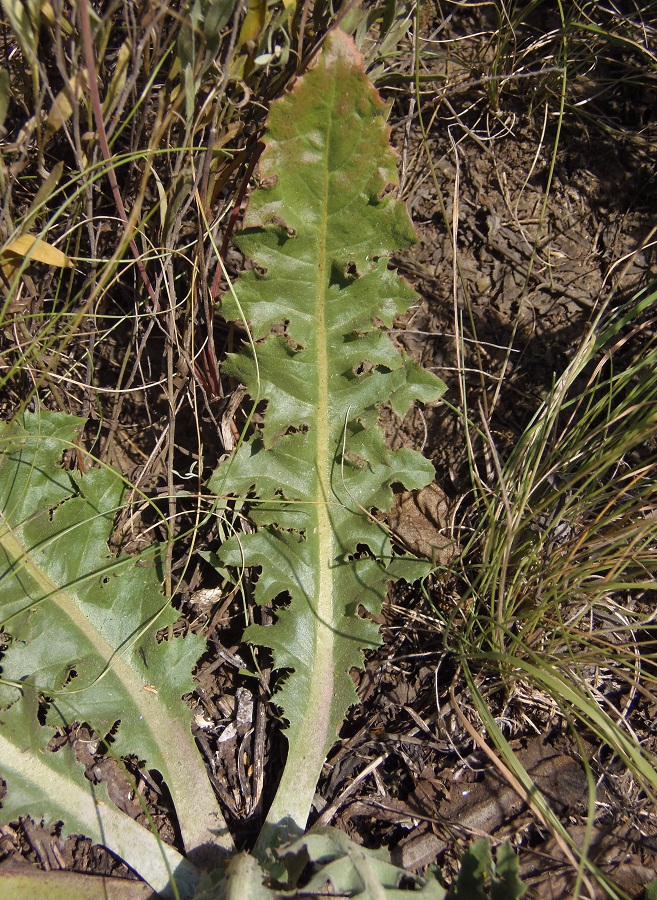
[194,825,446,898]
[209,30,446,841]
[0,412,232,893]
[448,839,527,900]
[0,686,197,898]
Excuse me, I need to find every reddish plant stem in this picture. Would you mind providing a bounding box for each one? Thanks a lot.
[211,141,265,302]
[194,141,264,398]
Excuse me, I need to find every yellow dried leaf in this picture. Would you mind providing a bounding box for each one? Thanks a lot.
[237,0,266,48]
[40,0,54,25]
[44,70,88,141]
[0,68,9,131]
[2,234,72,268]
[41,0,72,34]
[1,259,19,285]
[102,38,131,117]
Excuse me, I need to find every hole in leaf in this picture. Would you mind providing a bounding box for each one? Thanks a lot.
[265,214,296,237]
[63,666,78,688]
[104,721,121,744]
[353,360,373,376]
[329,260,357,288]
[268,591,291,613]
[378,182,397,199]
[37,697,50,726]
[269,667,292,699]
[48,723,91,756]
[156,617,190,641]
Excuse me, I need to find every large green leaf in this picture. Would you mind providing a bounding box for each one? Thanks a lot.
[0,412,232,894]
[209,30,446,841]
[0,686,198,898]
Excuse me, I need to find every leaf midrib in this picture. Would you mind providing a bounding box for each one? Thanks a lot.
[0,513,177,743]
[264,88,338,831]
[0,510,233,851]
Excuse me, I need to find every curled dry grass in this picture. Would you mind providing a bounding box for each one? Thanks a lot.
[396,1,657,892]
[398,2,657,893]
[440,282,657,896]
[455,280,657,736]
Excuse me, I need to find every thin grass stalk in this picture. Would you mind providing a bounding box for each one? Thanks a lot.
[77,0,157,309]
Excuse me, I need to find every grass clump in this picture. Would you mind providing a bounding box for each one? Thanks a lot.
[437,281,657,896]
[400,2,657,893]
